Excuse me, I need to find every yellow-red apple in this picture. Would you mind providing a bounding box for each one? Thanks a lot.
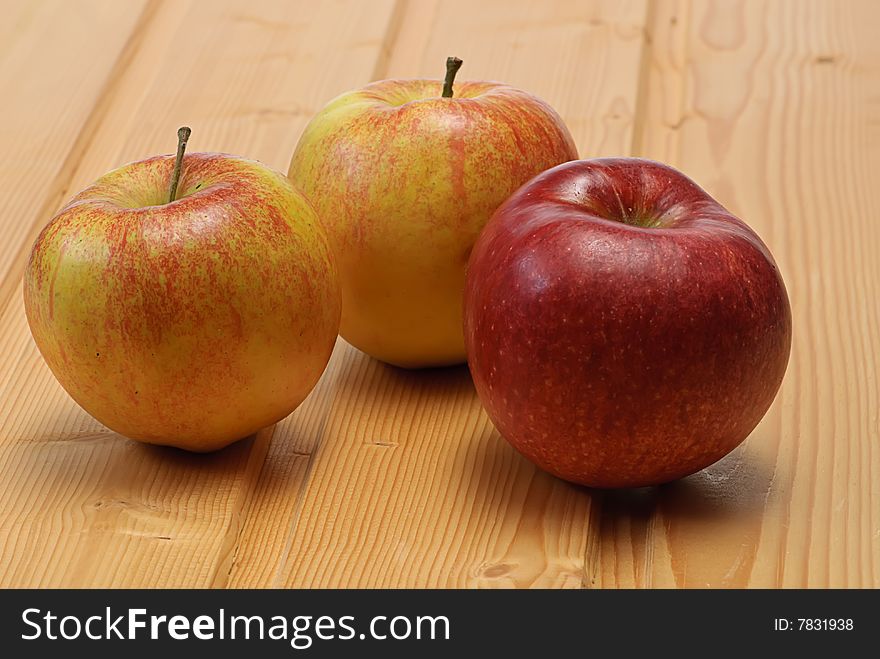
[288,58,577,367]
[24,128,341,451]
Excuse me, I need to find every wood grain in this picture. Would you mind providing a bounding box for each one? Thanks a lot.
[0,0,152,314]
[596,0,880,588]
[226,0,651,589]
[0,0,401,587]
[0,0,877,588]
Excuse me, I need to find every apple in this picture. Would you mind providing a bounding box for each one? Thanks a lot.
[23,128,341,452]
[464,158,792,488]
[288,57,577,368]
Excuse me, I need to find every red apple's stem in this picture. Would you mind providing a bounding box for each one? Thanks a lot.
[168,126,191,204]
[442,56,463,98]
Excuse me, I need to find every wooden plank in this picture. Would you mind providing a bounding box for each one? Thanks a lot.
[5,0,873,590]
[0,0,400,587]
[0,0,151,313]
[596,0,880,587]
[228,0,651,589]
[225,340,355,586]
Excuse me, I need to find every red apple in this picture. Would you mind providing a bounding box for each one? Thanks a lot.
[24,128,341,451]
[464,158,792,488]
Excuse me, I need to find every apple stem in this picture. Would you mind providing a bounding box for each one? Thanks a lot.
[168,126,191,204]
[442,56,463,98]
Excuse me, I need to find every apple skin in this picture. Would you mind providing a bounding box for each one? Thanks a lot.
[23,153,341,452]
[464,158,792,488]
[288,78,577,368]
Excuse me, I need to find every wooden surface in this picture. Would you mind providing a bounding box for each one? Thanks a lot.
[0,0,877,588]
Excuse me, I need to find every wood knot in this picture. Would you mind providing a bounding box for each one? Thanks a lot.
[480,562,515,578]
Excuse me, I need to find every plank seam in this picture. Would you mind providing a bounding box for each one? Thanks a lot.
[208,428,275,588]
[269,437,321,588]
[582,0,659,588]
[369,0,409,81]
[630,0,658,157]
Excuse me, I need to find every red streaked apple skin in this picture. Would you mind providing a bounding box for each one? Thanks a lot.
[289,78,577,368]
[464,158,792,488]
[24,153,341,452]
